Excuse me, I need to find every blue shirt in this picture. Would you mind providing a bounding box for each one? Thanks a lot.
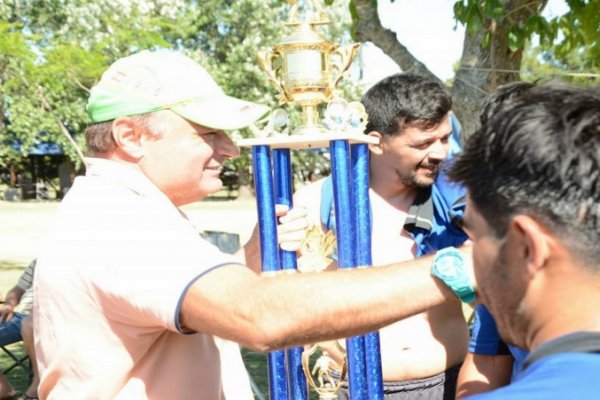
[466,352,600,399]
[469,304,529,378]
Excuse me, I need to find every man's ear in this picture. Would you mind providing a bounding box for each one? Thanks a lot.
[367,131,384,155]
[111,117,144,160]
[510,215,551,276]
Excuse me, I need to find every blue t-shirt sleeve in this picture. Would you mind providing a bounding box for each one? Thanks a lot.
[469,304,510,355]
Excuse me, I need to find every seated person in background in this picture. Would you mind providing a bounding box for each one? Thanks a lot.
[0,259,39,400]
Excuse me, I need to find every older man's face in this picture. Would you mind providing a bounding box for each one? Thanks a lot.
[139,110,240,206]
[461,195,530,348]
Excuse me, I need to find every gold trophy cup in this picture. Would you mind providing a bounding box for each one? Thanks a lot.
[256,0,360,135]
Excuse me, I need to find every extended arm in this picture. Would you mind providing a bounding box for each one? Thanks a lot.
[180,245,472,352]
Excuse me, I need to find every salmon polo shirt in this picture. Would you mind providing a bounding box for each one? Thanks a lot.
[34,158,251,400]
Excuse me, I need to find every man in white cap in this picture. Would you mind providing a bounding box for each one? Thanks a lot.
[33,50,475,399]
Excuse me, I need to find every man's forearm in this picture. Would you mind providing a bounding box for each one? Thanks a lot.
[183,251,461,352]
[249,256,459,350]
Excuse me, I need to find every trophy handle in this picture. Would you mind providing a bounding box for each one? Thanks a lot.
[330,43,361,88]
[256,48,289,103]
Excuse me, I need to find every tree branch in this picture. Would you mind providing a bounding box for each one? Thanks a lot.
[35,85,86,165]
[351,0,444,86]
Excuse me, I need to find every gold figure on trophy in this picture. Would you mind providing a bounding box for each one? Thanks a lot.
[312,351,336,388]
[297,225,336,272]
[303,342,347,399]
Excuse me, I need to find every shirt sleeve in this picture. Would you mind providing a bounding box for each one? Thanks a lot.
[17,259,36,291]
[469,304,510,355]
[85,202,243,333]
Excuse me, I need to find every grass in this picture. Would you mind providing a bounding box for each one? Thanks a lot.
[243,349,270,398]
[0,343,31,396]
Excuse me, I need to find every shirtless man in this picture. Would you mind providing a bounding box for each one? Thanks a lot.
[295,73,469,399]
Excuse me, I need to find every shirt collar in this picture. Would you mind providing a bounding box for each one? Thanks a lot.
[84,157,174,205]
[404,187,434,233]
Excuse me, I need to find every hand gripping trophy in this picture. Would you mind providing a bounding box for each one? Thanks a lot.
[237,0,384,399]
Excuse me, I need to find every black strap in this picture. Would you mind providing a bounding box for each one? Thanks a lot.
[522,331,600,371]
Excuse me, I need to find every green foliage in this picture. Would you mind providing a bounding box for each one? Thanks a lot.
[0,343,30,397]
[522,44,600,85]
[0,0,179,174]
[1,0,359,189]
[453,0,600,69]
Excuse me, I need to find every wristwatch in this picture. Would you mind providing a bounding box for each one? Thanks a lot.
[431,247,476,303]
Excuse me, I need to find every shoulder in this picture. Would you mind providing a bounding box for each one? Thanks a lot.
[481,353,600,399]
[294,177,327,201]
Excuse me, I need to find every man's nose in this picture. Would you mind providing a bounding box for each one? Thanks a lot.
[218,133,241,158]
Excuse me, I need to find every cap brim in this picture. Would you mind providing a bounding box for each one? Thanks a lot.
[173,95,270,130]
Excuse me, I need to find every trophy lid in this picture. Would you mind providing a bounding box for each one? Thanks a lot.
[276,22,333,50]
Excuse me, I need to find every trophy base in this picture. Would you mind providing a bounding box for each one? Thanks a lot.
[236,131,378,150]
[317,393,339,400]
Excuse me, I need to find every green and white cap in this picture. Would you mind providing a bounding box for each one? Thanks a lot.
[86,50,269,130]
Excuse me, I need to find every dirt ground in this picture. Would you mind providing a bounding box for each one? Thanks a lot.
[0,198,259,293]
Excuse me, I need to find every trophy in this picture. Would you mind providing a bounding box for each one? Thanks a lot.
[237,1,384,398]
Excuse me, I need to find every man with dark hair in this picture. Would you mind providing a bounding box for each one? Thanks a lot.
[450,83,600,399]
[456,81,535,398]
[295,72,469,399]
[33,51,474,399]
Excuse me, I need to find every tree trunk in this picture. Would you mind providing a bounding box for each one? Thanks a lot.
[453,0,545,138]
[351,0,545,139]
[9,164,17,187]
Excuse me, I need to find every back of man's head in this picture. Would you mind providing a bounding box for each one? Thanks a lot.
[450,83,600,267]
[361,73,452,136]
[479,81,536,127]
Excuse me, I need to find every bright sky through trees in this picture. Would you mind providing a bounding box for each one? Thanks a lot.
[357,0,569,87]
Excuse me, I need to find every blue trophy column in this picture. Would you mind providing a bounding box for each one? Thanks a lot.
[351,143,384,399]
[252,145,289,400]
[330,139,368,400]
[273,148,308,400]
